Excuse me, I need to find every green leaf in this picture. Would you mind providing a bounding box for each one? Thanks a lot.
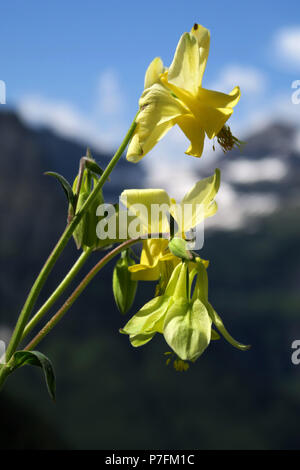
[84,159,105,177]
[84,148,110,181]
[45,171,76,209]
[13,350,56,401]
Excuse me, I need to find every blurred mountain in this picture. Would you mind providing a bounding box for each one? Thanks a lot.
[221,123,300,196]
[202,123,300,230]
[0,110,300,450]
[0,110,145,316]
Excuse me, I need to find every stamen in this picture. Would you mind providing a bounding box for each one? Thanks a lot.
[165,352,190,371]
[173,358,189,371]
[216,125,244,153]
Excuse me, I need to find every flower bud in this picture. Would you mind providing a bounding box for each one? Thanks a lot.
[113,250,138,315]
[72,169,104,250]
[168,237,192,261]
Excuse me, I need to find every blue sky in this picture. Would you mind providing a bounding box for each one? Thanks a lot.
[1,0,300,187]
[1,0,300,231]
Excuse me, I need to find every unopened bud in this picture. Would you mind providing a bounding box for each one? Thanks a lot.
[113,250,138,315]
[72,169,104,250]
[168,237,193,261]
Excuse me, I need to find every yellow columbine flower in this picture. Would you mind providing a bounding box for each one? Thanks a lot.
[120,169,220,281]
[122,261,214,360]
[127,23,241,162]
[121,259,250,364]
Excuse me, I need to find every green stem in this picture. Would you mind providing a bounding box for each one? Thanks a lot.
[5,117,137,361]
[0,365,13,391]
[24,239,140,352]
[20,247,92,343]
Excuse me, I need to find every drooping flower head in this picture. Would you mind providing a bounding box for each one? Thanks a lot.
[127,24,241,162]
[121,258,250,368]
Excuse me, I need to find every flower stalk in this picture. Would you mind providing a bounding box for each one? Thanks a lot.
[20,247,93,342]
[23,239,141,352]
[4,116,138,362]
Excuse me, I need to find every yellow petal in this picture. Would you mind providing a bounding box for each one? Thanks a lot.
[137,84,188,136]
[130,263,161,281]
[168,171,220,232]
[194,105,234,139]
[190,24,210,87]
[120,189,171,235]
[194,86,241,138]
[126,84,187,162]
[167,32,201,95]
[197,86,241,110]
[121,189,170,210]
[181,168,220,207]
[126,133,144,163]
[144,57,165,89]
[159,252,177,262]
[205,200,218,218]
[126,120,174,163]
[175,114,205,157]
[140,239,169,263]
[176,169,220,229]
[129,239,170,281]
[160,78,239,140]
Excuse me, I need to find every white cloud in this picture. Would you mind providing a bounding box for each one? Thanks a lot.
[206,182,279,231]
[240,92,300,137]
[224,157,288,184]
[18,94,118,151]
[211,65,266,95]
[97,69,125,116]
[143,126,221,200]
[19,95,97,141]
[17,69,128,152]
[274,26,300,68]
[144,158,198,201]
